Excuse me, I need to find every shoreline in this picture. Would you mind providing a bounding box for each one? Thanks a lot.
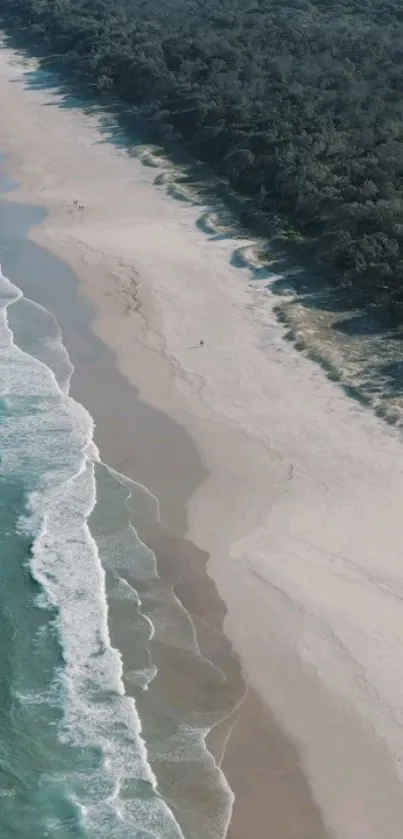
[0,47,332,839]
[3,42,403,839]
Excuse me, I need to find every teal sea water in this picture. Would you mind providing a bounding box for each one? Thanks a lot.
[0,162,234,838]
[0,267,192,837]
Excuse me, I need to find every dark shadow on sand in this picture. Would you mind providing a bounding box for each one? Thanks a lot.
[6,37,403,426]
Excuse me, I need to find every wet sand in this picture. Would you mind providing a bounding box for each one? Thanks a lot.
[3,42,403,839]
[0,190,330,839]
[134,522,330,839]
[0,46,331,839]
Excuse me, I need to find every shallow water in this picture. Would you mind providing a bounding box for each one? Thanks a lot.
[0,268,193,837]
[3,104,403,839]
[0,181,236,837]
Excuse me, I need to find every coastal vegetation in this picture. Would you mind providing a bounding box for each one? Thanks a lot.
[2,0,403,300]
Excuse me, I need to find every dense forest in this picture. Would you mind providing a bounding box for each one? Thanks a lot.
[2,0,403,298]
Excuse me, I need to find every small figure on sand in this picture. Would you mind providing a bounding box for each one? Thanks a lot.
[187,339,204,349]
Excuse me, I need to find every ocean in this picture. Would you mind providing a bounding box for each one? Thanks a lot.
[0,178,233,835]
[3,97,403,839]
[0,265,188,837]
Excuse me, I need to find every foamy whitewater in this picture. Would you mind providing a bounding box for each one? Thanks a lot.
[3,45,403,836]
[0,266,231,838]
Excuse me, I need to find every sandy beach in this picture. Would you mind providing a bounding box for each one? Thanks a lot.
[2,43,403,838]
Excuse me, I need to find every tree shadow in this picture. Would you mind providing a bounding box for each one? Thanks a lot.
[5,32,403,423]
[376,359,403,396]
[332,309,403,339]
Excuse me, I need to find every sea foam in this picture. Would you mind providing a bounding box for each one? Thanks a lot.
[0,267,186,838]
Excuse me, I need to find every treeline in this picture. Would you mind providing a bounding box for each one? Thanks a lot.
[2,0,403,297]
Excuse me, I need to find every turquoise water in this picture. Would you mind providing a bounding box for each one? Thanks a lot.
[0,147,235,835]
[0,164,235,836]
[0,268,192,837]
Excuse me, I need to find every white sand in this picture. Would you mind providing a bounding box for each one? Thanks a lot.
[2,44,403,838]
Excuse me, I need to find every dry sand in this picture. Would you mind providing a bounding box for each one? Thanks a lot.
[2,43,403,839]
